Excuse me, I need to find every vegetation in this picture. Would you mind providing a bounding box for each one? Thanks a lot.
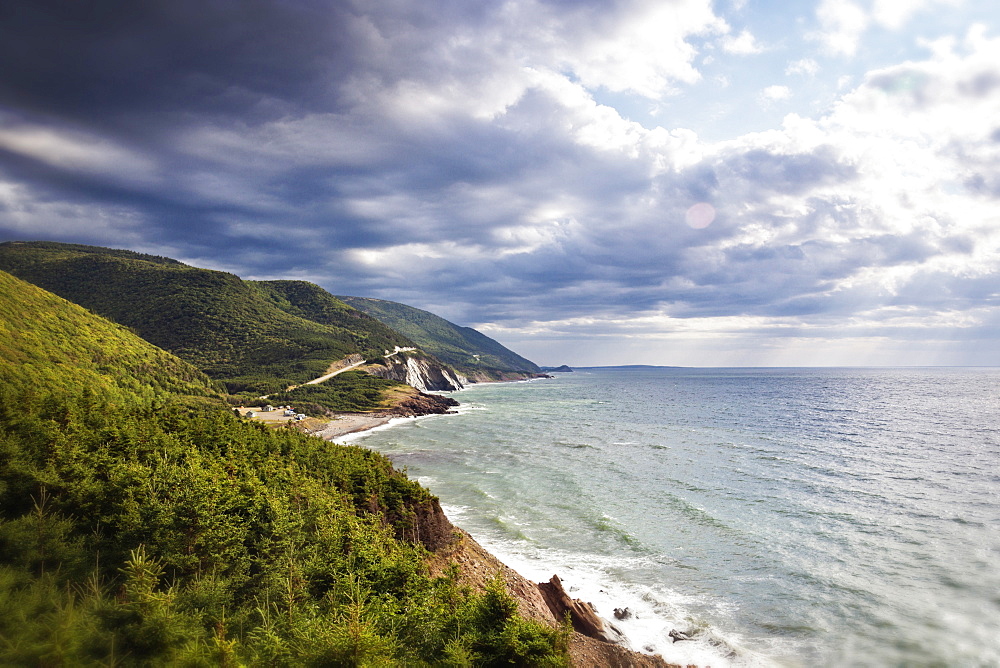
[268,370,404,415]
[0,269,569,665]
[250,280,411,363]
[338,297,541,378]
[0,242,416,395]
[0,270,224,407]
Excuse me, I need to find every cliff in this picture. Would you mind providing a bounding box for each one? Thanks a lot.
[367,351,466,391]
[382,390,459,417]
[426,526,677,667]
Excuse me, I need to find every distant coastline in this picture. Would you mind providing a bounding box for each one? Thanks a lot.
[571,364,683,369]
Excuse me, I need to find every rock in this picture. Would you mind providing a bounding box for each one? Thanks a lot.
[538,574,622,644]
[569,633,676,668]
[369,354,465,391]
[404,496,455,552]
[614,607,632,620]
[425,535,674,668]
[383,391,459,417]
[668,629,693,643]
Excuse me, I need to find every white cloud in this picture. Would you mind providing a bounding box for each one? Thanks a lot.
[812,0,870,56]
[0,117,157,182]
[721,29,763,55]
[872,0,962,30]
[499,0,728,99]
[786,58,820,77]
[759,85,792,104]
[808,0,965,59]
[274,0,730,147]
[459,25,1000,363]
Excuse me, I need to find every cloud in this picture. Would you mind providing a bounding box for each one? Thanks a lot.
[812,0,869,56]
[872,0,963,31]
[809,0,965,59]
[786,58,820,77]
[721,29,763,55]
[524,0,728,98]
[392,26,1000,343]
[1,2,999,365]
[759,85,792,105]
[0,116,157,181]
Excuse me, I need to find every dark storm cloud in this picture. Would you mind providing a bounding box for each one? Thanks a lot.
[0,0,623,267]
[0,0,359,123]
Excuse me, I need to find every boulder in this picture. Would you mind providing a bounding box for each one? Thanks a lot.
[537,575,623,644]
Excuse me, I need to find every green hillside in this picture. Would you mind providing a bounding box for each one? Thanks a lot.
[251,278,416,353]
[0,269,224,407]
[339,296,542,379]
[0,270,568,665]
[0,241,414,394]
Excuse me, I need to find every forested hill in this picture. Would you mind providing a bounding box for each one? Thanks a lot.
[339,296,542,380]
[0,241,416,394]
[0,269,223,406]
[0,269,569,665]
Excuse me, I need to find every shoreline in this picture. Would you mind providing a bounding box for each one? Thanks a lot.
[309,412,396,440]
[306,376,548,440]
[308,400,697,668]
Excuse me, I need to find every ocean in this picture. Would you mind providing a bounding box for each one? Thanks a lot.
[341,367,1000,666]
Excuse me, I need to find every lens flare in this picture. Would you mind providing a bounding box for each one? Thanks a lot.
[685,202,715,229]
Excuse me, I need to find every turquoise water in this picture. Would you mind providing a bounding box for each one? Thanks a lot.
[344,367,1000,666]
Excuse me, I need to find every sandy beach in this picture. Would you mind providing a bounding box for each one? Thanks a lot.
[309,413,394,439]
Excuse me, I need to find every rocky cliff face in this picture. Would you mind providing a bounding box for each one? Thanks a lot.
[369,353,466,391]
[424,528,675,667]
[382,391,459,418]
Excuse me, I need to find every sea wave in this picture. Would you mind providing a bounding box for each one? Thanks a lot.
[472,535,785,667]
[354,366,1000,666]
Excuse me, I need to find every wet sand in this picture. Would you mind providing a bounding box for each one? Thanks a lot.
[310,413,394,440]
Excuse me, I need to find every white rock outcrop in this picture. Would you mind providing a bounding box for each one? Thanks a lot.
[370,353,465,391]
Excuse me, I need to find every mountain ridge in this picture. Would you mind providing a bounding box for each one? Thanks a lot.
[0,240,543,401]
[0,241,450,396]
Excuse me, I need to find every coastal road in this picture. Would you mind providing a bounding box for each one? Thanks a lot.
[259,357,368,400]
[261,346,418,399]
[303,359,367,385]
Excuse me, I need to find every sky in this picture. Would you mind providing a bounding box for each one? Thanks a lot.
[2,0,1000,367]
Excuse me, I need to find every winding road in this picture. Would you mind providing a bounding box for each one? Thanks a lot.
[303,359,367,385]
[261,347,418,399]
